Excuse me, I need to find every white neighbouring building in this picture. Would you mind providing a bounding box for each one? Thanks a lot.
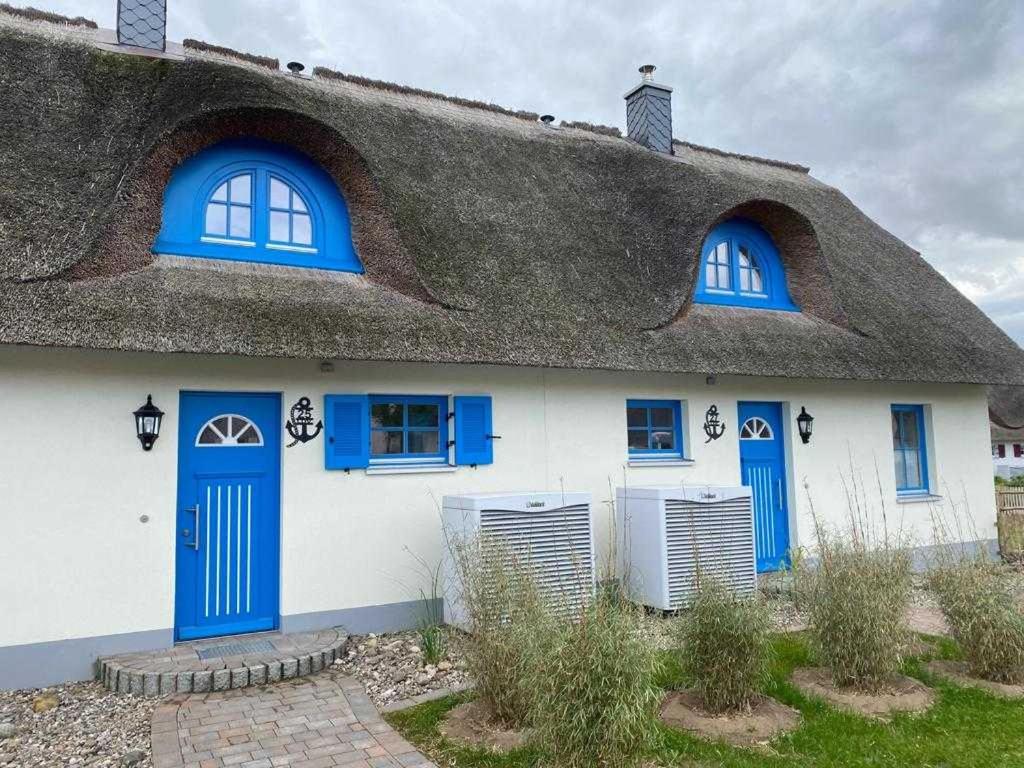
[0,3,1021,689]
[989,385,1024,480]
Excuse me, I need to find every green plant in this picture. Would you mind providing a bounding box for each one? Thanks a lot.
[527,588,660,768]
[800,494,912,690]
[677,577,772,713]
[447,535,552,726]
[928,556,1024,683]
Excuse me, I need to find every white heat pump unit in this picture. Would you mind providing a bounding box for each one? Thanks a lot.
[616,485,755,610]
[442,492,595,630]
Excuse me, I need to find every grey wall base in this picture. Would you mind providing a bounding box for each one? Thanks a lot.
[280,598,437,635]
[0,598,433,691]
[0,628,173,691]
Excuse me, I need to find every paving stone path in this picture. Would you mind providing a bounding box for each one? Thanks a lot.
[151,670,436,768]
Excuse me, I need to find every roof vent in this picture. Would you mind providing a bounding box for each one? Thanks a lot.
[287,61,305,75]
[116,0,167,52]
[540,114,555,126]
[624,64,673,154]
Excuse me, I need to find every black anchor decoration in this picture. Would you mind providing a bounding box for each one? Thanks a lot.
[703,404,726,443]
[285,396,323,447]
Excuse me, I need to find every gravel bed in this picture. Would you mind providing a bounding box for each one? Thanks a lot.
[0,680,156,768]
[335,631,471,709]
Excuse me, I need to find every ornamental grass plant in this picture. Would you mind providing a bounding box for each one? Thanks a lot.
[527,585,660,768]
[799,483,913,691]
[676,576,772,713]
[928,554,1024,683]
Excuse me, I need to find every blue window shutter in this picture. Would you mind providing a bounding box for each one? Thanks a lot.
[455,396,493,466]
[324,395,369,470]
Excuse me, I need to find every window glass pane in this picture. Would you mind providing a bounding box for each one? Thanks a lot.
[205,203,227,236]
[269,211,290,242]
[902,411,919,448]
[270,178,290,208]
[199,425,222,444]
[628,430,649,450]
[650,407,674,427]
[230,174,251,204]
[371,431,403,455]
[236,425,261,444]
[293,193,307,213]
[627,408,647,428]
[750,268,763,293]
[408,430,440,454]
[717,265,731,289]
[904,450,921,488]
[893,450,907,488]
[740,268,751,292]
[738,249,751,268]
[705,263,717,288]
[212,416,230,436]
[409,404,439,427]
[292,214,312,245]
[891,412,901,449]
[716,242,729,264]
[651,430,674,450]
[211,182,228,202]
[229,206,251,239]
[371,403,403,428]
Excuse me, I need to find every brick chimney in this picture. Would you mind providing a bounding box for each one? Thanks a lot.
[117,0,167,52]
[624,64,673,154]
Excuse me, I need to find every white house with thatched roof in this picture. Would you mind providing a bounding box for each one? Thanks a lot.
[1,1,1021,689]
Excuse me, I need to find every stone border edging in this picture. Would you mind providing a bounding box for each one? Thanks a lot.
[381,681,474,713]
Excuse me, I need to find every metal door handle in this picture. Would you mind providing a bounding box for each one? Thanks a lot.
[184,505,200,550]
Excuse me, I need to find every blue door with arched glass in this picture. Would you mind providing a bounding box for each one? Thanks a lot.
[175,392,281,641]
[738,402,790,572]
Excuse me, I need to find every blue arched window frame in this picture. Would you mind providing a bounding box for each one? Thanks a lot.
[694,219,796,311]
[154,139,363,273]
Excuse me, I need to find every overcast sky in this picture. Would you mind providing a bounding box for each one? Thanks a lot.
[40,0,1024,344]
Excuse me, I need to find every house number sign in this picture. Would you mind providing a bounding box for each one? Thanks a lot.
[285,396,323,447]
[703,405,726,443]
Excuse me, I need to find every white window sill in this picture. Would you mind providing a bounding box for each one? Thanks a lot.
[895,493,943,505]
[627,458,695,468]
[366,465,458,476]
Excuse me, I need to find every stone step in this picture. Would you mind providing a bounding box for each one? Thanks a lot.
[96,628,349,696]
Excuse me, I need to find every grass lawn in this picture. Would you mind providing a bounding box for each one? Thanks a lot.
[385,634,1024,767]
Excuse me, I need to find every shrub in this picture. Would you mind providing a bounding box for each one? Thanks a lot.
[928,557,1024,682]
[677,577,772,712]
[800,526,912,690]
[528,588,660,768]
[447,536,551,726]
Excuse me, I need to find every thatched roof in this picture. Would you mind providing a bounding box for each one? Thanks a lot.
[2,13,1023,385]
[990,386,1024,437]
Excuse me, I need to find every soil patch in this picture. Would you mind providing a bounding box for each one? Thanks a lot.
[659,690,800,748]
[926,660,1024,699]
[439,699,530,752]
[791,667,934,719]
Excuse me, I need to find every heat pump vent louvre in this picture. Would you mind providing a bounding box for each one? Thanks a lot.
[617,486,757,610]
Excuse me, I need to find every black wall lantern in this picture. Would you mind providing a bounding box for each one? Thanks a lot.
[134,395,164,451]
[796,406,814,444]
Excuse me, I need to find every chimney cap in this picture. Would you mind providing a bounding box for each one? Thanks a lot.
[540,114,556,125]
[287,61,305,74]
[639,64,657,81]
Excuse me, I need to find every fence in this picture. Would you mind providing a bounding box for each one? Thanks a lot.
[996,488,1024,561]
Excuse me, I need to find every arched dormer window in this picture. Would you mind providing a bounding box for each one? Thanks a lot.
[694,219,796,311]
[154,139,362,272]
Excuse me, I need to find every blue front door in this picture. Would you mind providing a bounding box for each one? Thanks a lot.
[738,402,790,572]
[175,392,281,641]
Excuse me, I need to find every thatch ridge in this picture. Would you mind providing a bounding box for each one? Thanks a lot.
[673,139,810,174]
[560,120,622,137]
[313,66,541,122]
[0,3,96,28]
[182,39,279,71]
[1,23,1023,387]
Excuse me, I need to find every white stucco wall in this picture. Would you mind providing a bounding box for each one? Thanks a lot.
[0,344,997,653]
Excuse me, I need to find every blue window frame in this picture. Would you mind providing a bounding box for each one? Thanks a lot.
[155,139,362,272]
[369,395,449,465]
[694,219,796,311]
[891,404,929,494]
[627,399,684,458]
